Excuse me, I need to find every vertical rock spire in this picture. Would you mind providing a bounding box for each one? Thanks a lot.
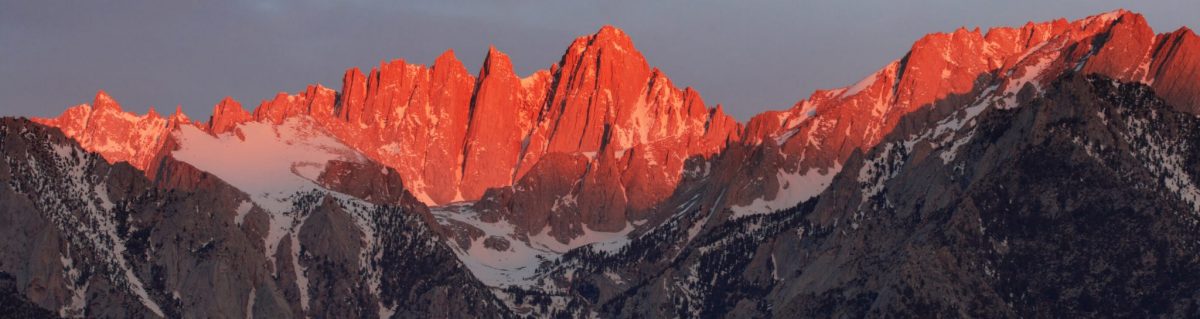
[208,96,250,134]
[460,46,523,199]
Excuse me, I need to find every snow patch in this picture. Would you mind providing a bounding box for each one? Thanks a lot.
[171,116,375,312]
[552,193,577,212]
[234,200,253,226]
[28,142,164,317]
[842,70,878,97]
[432,203,635,287]
[172,117,367,261]
[730,164,842,218]
[244,288,256,319]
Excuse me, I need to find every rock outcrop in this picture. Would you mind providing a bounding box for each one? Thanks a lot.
[0,118,509,318]
[32,91,186,172]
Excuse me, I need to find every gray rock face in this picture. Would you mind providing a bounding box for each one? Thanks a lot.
[533,73,1200,318]
[0,118,509,318]
[764,74,1200,318]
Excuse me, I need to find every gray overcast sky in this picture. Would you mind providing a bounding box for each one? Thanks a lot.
[2,1,1196,121]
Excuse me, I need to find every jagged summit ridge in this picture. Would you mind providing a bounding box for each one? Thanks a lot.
[31,12,1200,244]
[11,9,1200,318]
[725,9,1200,216]
[36,26,742,209]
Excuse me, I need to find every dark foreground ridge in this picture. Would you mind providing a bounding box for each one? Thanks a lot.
[4,8,1200,318]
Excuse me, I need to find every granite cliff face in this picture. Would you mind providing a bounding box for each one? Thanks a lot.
[485,10,1200,317]
[758,73,1200,318]
[8,9,1200,318]
[548,72,1200,318]
[35,26,742,247]
[728,10,1200,219]
[31,91,191,175]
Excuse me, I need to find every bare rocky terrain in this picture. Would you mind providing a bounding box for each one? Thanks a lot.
[3,9,1200,318]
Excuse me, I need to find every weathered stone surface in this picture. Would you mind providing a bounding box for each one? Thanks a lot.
[0,118,509,318]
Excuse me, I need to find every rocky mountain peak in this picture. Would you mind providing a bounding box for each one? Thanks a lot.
[92,89,122,113]
[169,105,190,125]
[208,96,250,134]
[145,106,161,119]
[11,9,1200,318]
[432,49,471,77]
[708,9,1200,227]
[32,14,1194,251]
[480,45,515,77]
[335,67,367,122]
[564,25,638,58]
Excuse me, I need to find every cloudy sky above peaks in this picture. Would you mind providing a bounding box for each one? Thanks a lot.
[2,0,1197,120]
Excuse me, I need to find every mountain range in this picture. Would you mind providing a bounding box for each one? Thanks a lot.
[3,9,1200,318]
